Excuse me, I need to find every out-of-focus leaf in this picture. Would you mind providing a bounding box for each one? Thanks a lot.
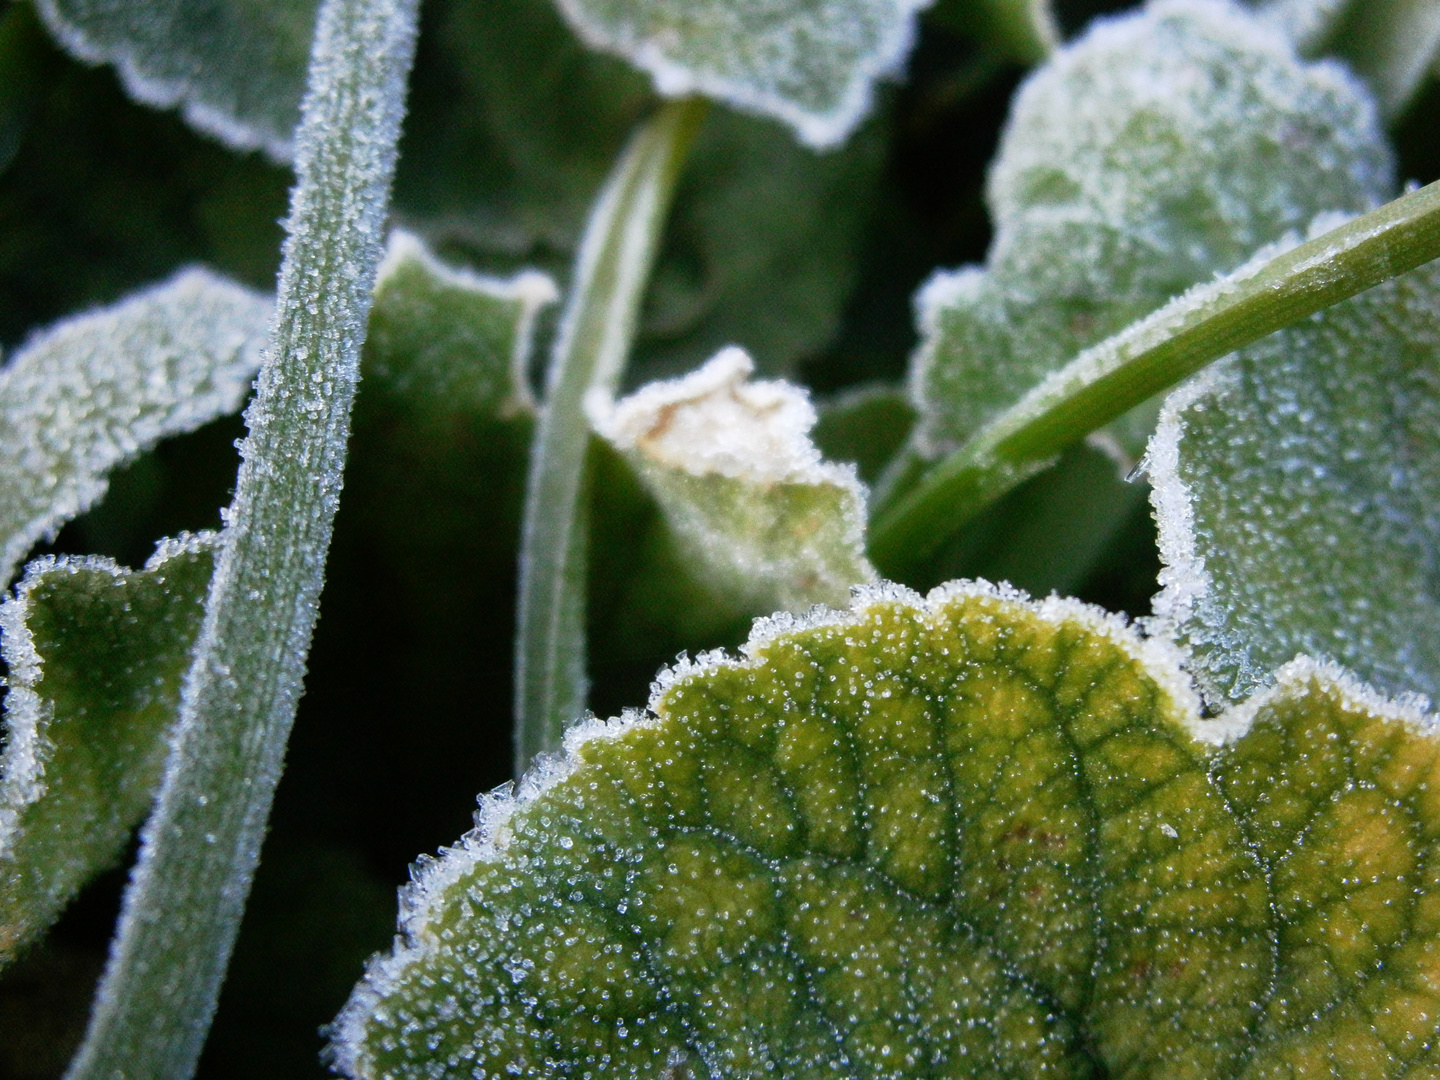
[395,0,886,381]
[333,581,1440,1079]
[596,348,875,616]
[1147,252,1440,706]
[0,268,270,585]
[0,534,215,967]
[31,0,318,160]
[551,0,931,147]
[1257,0,1440,118]
[812,382,915,486]
[928,0,1058,64]
[910,0,1392,464]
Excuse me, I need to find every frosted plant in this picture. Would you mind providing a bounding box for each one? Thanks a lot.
[552,0,935,147]
[32,0,319,160]
[0,269,270,586]
[1147,236,1440,706]
[0,535,216,967]
[910,0,1391,464]
[334,582,1440,1079]
[366,230,558,421]
[596,347,875,615]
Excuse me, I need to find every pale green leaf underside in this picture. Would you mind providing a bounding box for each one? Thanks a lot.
[366,229,558,424]
[910,0,1391,463]
[598,348,875,616]
[32,0,318,160]
[0,535,215,966]
[551,0,932,147]
[1149,255,1440,707]
[335,582,1440,1080]
[0,268,271,586]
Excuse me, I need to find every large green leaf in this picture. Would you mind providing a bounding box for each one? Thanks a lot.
[550,0,930,147]
[597,348,875,616]
[396,0,885,381]
[331,581,1440,1079]
[1147,251,1440,707]
[0,268,270,585]
[0,534,215,966]
[31,0,318,160]
[909,0,1392,464]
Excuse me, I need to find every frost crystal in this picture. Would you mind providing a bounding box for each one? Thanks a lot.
[33,0,318,161]
[595,348,876,614]
[0,269,270,586]
[0,535,216,966]
[1148,248,1440,706]
[910,0,1391,462]
[334,580,1440,1079]
[552,0,935,148]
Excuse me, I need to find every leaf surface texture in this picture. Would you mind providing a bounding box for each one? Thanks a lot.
[334,583,1440,1079]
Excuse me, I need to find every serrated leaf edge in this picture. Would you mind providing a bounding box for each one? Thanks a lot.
[330,576,1212,1076]
[0,531,219,862]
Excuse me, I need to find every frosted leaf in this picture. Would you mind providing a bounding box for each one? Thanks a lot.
[1256,0,1440,117]
[396,0,885,382]
[32,0,318,160]
[551,0,934,148]
[0,534,215,966]
[594,348,876,614]
[1148,251,1440,706]
[366,230,558,421]
[333,581,1440,1079]
[0,268,270,586]
[910,0,1392,462]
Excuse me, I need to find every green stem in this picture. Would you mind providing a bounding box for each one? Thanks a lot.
[63,0,417,1076]
[869,178,1440,578]
[513,97,707,778]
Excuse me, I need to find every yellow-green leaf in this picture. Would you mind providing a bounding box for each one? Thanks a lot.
[333,581,1440,1079]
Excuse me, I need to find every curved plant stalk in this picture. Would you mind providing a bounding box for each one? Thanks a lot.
[514,97,707,779]
[869,178,1440,577]
[62,0,418,1076]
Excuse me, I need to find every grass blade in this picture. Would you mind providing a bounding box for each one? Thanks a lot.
[513,97,706,778]
[869,179,1440,577]
[62,0,418,1075]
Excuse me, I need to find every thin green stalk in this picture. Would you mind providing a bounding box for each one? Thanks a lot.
[513,97,708,778]
[63,0,417,1076]
[869,178,1440,578]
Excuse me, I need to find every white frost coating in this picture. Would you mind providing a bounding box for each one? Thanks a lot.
[599,346,844,482]
[374,229,559,414]
[1144,232,1440,707]
[1144,366,1224,667]
[0,269,271,587]
[595,348,876,613]
[0,532,218,862]
[1256,0,1350,50]
[1199,654,1438,746]
[552,0,935,148]
[32,0,317,161]
[330,577,1205,1076]
[909,0,1392,461]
